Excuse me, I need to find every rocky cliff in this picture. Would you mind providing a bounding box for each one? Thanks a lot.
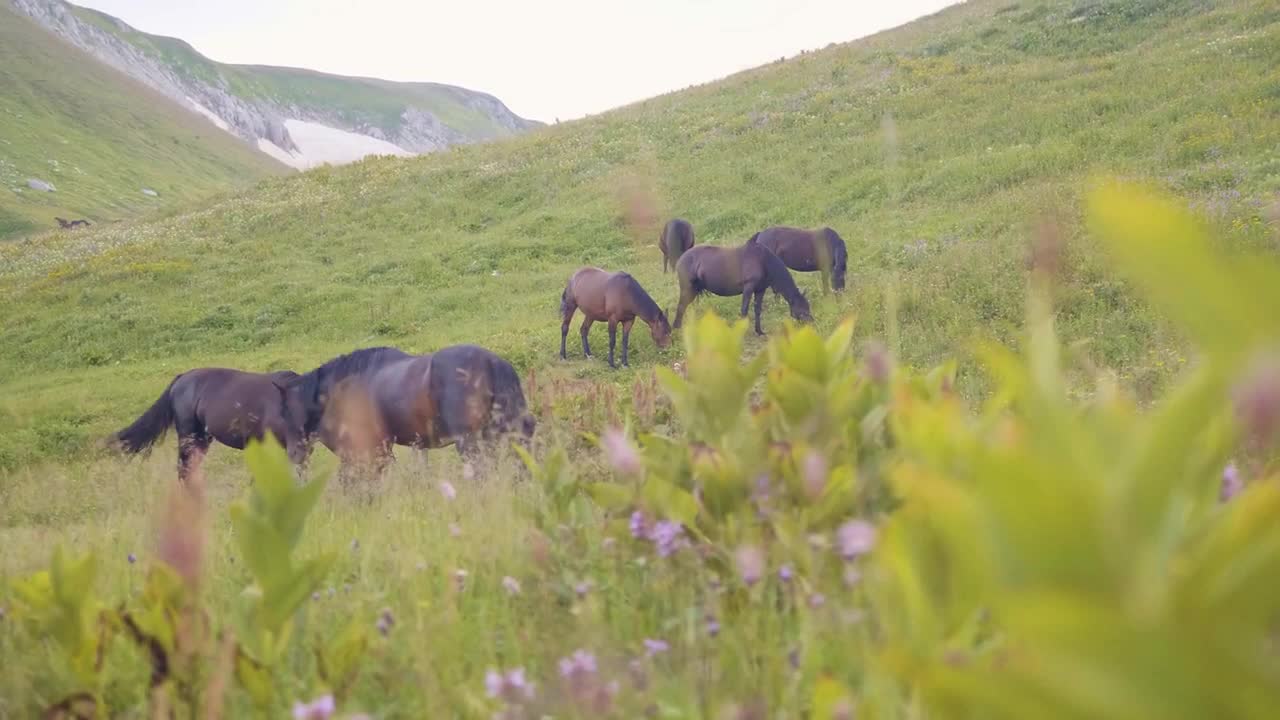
[9,0,542,169]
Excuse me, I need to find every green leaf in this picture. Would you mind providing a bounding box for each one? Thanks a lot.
[586,481,634,511]
[811,673,855,720]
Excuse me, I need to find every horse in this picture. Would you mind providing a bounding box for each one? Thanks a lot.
[287,345,537,482]
[672,240,813,335]
[109,368,309,484]
[559,267,672,368]
[56,217,91,229]
[748,226,848,292]
[659,218,696,273]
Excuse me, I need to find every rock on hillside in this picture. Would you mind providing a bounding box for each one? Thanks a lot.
[9,0,542,169]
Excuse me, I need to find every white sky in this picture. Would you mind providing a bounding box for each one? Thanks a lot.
[72,0,960,123]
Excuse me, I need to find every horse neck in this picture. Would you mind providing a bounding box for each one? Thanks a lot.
[762,250,803,303]
[626,280,661,324]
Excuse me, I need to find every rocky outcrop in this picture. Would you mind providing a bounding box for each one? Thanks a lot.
[9,0,541,165]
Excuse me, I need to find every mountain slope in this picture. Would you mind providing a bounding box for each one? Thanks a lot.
[10,0,543,169]
[1,0,1278,469]
[0,4,287,239]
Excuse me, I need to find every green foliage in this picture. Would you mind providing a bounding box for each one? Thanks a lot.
[230,437,336,710]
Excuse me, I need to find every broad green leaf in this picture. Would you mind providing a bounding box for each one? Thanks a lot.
[586,481,634,510]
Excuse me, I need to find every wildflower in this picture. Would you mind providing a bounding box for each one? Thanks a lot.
[127,553,137,565]
[502,576,522,596]
[836,520,877,560]
[807,593,826,609]
[802,452,826,499]
[648,520,686,557]
[1221,462,1243,502]
[705,614,721,638]
[559,649,598,679]
[778,564,794,583]
[629,510,648,539]
[449,523,462,537]
[376,607,395,637]
[350,539,360,552]
[788,647,801,671]
[574,580,593,598]
[292,694,335,720]
[1233,355,1280,449]
[643,638,669,657]
[735,545,765,586]
[603,427,642,475]
[440,481,457,501]
[486,667,535,702]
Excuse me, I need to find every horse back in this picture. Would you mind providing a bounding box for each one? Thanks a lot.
[661,218,694,252]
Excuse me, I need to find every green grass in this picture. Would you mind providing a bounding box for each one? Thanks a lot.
[0,5,288,240]
[1,0,1279,714]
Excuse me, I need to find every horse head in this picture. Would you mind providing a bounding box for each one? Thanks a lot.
[271,373,313,466]
[790,290,814,324]
[652,308,674,349]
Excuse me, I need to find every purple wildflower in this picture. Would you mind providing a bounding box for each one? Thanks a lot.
[1221,462,1243,502]
[559,649,598,679]
[440,481,457,501]
[292,694,335,720]
[127,553,136,565]
[778,564,794,582]
[705,614,720,638]
[643,638,669,657]
[574,580,594,598]
[629,510,648,539]
[502,576,522,596]
[648,520,686,557]
[735,545,765,586]
[603,427,642,475]
[807,593,826,609]
[837,520,877,560]
[376,608,395,637]
[486,668,535,702]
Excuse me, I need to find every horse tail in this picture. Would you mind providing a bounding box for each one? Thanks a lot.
[113,374,181,455]
[559,283,572,317]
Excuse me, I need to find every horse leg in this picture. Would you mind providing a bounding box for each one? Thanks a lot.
[607,319,619,369]
[560,302,576,360]
[177,433,210,487]
[580,319,594,358]
[673,280,696,329]
[621,318,634,367]
[753,288,767,335]
[740,287,752,319]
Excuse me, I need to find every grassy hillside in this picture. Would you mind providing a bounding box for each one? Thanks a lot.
[0,5,287,239]
[67,2,541,140]
[0,0,1277,473]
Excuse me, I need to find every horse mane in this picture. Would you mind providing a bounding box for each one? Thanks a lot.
[621,273,664,321]
[296,346,413,401]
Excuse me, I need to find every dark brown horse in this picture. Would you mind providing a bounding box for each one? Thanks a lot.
[673,241,813,335]
[110,368,309,484]
[560,267,672,368]
[287,345,536,481]
[749,226,848,292]
[56,217,91,229]
[659,218,695,273]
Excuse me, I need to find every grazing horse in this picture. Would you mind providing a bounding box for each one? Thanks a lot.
[659,218,696,273]
[560,267,672,368]
[110,368,309,484]
[288,345,537,481]
[673,241,813,335]
[56,217,91,229]
[749,226,848,292]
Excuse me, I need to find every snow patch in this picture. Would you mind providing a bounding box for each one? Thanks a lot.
[257,119,415,170]
[186,97,231,132]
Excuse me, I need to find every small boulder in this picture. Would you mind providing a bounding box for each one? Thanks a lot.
[27,178,55,192]
[141,188,158,197]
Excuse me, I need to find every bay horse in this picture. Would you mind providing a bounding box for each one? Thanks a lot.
[110,368,310,484]
[749,226,848,292]
[559,267,672,368]
[287,345,536,482]
[673,241,813,335]
[660,218,696,273]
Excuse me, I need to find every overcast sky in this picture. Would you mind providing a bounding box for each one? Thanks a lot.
[72,0,959,122]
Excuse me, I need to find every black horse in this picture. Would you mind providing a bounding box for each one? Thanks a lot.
[673,240,813,335]
[110,368,309,484]
[748,225,848,292]
[288,345,536,481]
